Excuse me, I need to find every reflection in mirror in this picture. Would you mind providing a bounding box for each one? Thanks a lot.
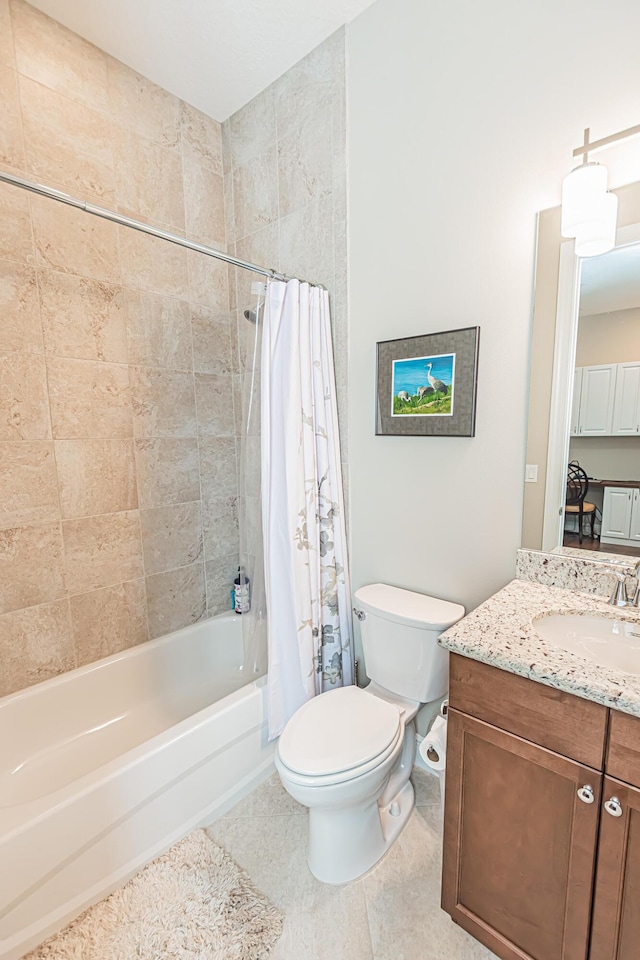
[564,245,640,556]
[522,181,640,561]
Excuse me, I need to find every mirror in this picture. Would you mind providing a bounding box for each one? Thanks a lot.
[566,247,640,553]
[522,181,640,559]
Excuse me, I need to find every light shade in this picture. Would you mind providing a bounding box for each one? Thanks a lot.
[561,162,608,238]
[574,191,619,257]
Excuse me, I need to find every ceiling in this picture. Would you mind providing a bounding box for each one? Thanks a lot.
[28,0,376,121]
[580,243,640,316]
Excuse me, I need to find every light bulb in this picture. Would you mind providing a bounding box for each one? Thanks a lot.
[573,192,619,257]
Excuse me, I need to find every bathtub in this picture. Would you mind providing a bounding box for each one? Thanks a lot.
[0,612,274,960]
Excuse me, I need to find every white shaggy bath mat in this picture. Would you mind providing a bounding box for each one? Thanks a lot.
[26,829,283,960]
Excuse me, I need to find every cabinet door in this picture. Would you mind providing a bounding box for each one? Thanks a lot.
[630,490,640,542]
[590,777,640,960]
[578,365,617,436]
[442,709,601,960]
[611,362,640,436]
[571,368,584,436]
[601,488,633,540]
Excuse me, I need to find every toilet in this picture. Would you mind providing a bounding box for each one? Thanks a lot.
[275,582,465,884]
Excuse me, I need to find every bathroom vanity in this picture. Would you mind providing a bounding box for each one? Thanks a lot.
[439,574,640,960]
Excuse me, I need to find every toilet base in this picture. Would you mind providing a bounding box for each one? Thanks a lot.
[307,778,415,885]
[379,779,415,851]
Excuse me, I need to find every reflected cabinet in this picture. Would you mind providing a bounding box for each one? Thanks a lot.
[571,362,640,438]
[601,487,640,546]
[442,655,640,960]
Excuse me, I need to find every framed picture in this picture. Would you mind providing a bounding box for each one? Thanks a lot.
[376,326,480,437]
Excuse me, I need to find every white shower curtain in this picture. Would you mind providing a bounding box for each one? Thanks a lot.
[261,279,353,739]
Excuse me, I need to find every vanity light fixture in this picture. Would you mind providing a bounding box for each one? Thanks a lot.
[561,123,640,257]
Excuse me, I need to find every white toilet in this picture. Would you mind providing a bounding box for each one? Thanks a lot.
[275,582,465,884]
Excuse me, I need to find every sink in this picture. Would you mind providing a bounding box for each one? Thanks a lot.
[533,613,640,675]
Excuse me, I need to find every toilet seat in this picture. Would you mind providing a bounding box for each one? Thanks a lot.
[277,685,402,782]
[277,723,404,788]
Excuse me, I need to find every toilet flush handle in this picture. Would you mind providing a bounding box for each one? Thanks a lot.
[353,608,366,621]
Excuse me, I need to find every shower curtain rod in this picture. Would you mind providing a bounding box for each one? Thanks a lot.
[0,169,289,282]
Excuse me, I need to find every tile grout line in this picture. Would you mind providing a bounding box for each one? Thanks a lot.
[215,811,309,823]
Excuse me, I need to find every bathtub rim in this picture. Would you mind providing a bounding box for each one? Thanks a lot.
[0,609,246,712]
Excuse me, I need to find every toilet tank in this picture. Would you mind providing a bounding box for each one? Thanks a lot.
[353,583,465,702]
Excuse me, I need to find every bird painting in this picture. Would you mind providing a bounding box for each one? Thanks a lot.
[391,352,454,416]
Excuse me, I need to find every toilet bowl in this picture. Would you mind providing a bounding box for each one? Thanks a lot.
[275,583,465,884]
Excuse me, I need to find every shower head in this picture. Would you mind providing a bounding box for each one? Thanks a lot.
[244,308,257,323]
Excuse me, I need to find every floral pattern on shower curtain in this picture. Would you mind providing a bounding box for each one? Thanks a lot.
[261,279,353,739]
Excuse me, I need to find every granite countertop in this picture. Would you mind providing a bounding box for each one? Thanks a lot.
[438,578,640,718]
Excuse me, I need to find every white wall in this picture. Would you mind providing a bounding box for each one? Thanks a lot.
[347,0,640,659]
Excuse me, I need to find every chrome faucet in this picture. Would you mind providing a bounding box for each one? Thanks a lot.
[608,569,630,607]
[607,561,640,608]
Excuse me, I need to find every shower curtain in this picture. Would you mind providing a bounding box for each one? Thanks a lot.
[261,279,353,739]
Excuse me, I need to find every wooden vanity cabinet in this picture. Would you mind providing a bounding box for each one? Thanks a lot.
[441,653,635,960]
[589,777,640,960]
[442,709,602,960]
[445,654,607,769]
[606,710,640,786]
[589,711,640,960]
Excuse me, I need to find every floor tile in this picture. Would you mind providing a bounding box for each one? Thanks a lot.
[208,814,373,960]
[209,768,499,960]
[218,772,304,819]
[362,806,494,960]
[411,766,442,807]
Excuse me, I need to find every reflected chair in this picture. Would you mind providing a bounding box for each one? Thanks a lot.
[565,461,596,544]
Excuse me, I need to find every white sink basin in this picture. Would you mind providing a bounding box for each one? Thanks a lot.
[533,613,640,675]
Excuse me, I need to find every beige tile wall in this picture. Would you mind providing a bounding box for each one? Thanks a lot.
[0,0,239,696]
[223,27,349,525]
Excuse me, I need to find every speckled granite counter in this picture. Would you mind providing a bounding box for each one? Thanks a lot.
[438,578,640,718]
[516,546,636,596]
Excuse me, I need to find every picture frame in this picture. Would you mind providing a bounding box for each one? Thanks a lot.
[375,326,480,437]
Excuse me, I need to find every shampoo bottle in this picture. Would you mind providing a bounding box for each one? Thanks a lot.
[234,566,251,614]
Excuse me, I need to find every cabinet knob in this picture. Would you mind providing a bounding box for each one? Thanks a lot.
[604,796,623,818]
[577,785,595,804]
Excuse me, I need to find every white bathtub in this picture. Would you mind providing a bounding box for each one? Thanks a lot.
[0,612,274,960]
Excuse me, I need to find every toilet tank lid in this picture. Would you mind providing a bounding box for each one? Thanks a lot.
[354,583,465,629]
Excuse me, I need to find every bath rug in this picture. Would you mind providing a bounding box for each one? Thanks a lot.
[26,829,283,960]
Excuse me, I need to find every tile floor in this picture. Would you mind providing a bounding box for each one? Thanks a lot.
[207,768,500,960]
